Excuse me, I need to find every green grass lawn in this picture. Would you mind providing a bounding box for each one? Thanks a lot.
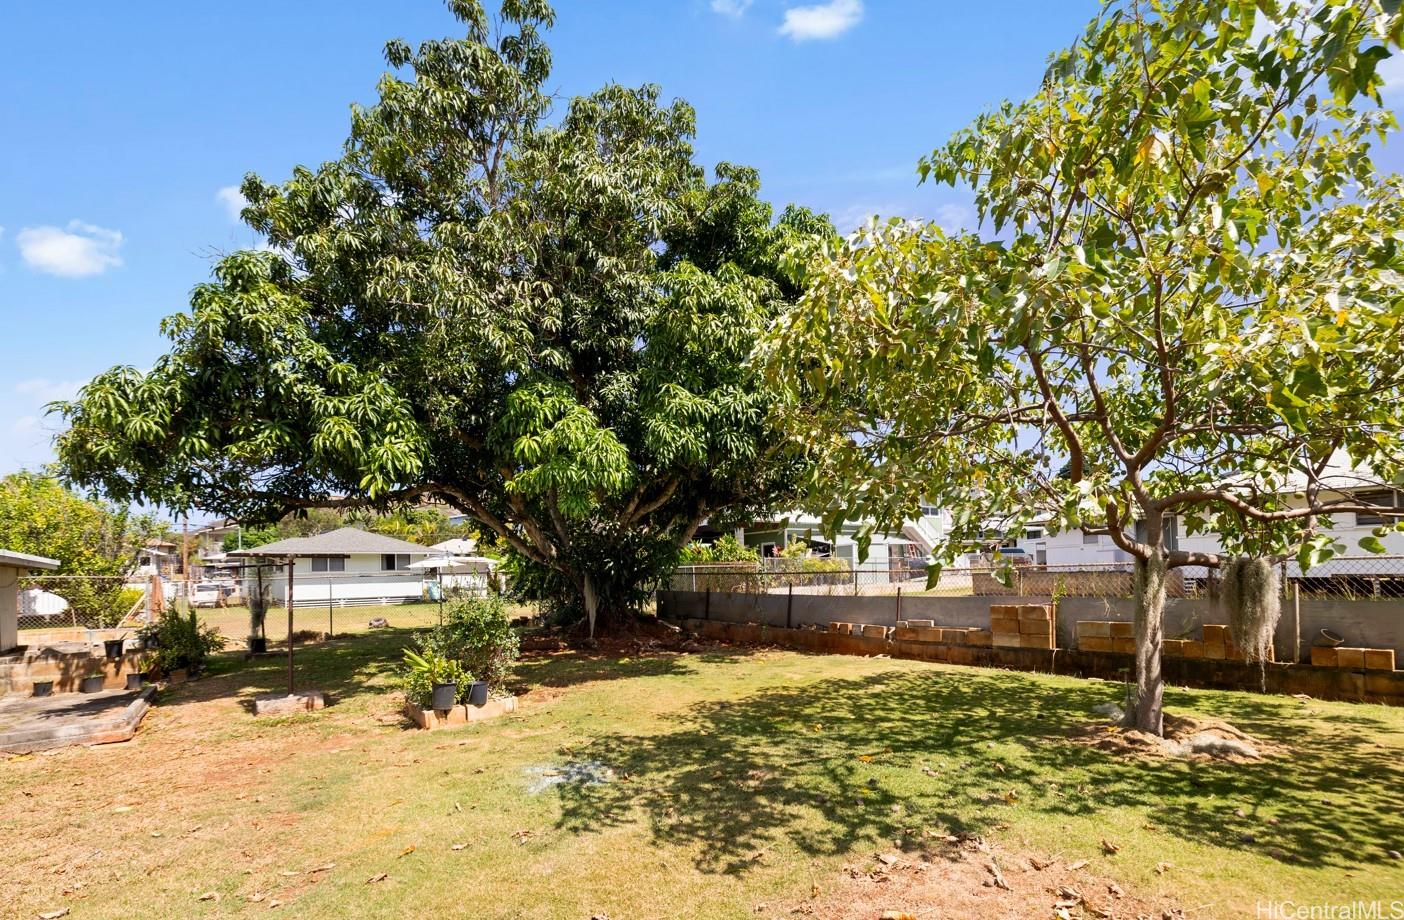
[3,630,1402,918]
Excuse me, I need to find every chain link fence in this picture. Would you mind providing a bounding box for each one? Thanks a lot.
[195,566,512,646]
[15,574,151,634]
[668,555,1404,601]
[16,566,528,650]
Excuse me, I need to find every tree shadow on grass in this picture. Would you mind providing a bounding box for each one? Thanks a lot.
[154,629,413,712]
[511,646,754,694]
[551,665,1404,875]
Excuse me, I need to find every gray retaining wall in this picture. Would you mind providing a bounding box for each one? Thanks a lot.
[657,590,1404,663]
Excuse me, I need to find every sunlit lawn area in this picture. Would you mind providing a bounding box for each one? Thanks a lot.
[195,600,539,643]
[3,631,1402,918]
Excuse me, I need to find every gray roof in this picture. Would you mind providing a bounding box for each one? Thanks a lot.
[0,549,60,571]
[228,527,431,558]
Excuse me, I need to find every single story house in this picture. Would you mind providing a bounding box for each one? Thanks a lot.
[711,506,950,569]
[230,527,432,608]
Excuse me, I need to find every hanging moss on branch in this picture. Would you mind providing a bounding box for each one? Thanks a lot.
[1220,557,1280,665]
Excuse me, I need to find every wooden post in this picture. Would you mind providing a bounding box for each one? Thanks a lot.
[786,583,793,630]
[286,560,295,695]
[895,586,902,626]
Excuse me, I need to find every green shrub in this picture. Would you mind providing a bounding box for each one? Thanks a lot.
[148,610,227,675]
[428,595,520,690]
[679,535,756,565]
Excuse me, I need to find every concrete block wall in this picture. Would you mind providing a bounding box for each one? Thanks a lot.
[657,590,1404,663]
[677,617,1404,706]
[0,646,143,697]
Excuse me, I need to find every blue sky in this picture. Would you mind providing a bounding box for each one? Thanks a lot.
[3,0,1403,484]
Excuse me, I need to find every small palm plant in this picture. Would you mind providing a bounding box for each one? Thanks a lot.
[401,648,470,710]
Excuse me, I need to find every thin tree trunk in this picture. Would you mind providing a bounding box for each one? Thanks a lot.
[1131,548,1167,735]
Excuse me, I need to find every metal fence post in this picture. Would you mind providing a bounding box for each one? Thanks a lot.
[895,586,902,626]
[704,586,711,621]
[328,577,334,639]
[786,583,793,630]
[853,564,859,597]
[286,560,295,695]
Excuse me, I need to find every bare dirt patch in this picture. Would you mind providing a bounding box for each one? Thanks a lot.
[1068,712,1277,763]
[784,833,1182,920]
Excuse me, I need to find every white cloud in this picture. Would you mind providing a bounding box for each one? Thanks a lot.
[15,378,82,404]
[9,415,38,435]
[16,221,124,277]
[933,203,976,232]
[1379,50,1404,98]
[711,0,752,17]
[779,0,863,41]
[216,185,248,222]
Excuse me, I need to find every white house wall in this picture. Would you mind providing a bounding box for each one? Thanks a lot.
[1018,510,1404,575]
[270,555,427,607]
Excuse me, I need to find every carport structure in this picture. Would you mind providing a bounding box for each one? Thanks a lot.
[0,549,59,653]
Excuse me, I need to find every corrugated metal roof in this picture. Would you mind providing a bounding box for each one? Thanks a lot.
[227,527,430,557]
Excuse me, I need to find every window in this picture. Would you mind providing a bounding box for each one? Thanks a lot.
[382,553,412,571]
[311,557,345,573]
[1083,533,1101,545]
[1356,490,1399,527]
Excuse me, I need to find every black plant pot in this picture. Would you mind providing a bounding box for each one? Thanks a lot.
[126,673,144,691]
[32,680,53,698]
[249,636,268,655]
[142,634,160,651]
[466,681,489,707]
[80,675,105,693]
[430,682,458,711]
[104,638,125,660]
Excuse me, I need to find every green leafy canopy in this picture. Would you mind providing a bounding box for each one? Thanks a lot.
[763,0,1404,573]
[55,0,829,632]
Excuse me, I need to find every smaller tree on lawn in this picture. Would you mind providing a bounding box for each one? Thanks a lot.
[763,0,1404,734]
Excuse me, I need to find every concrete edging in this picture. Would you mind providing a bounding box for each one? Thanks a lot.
[0,685,156,754]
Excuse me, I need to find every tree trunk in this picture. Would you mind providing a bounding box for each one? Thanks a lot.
[1131,548,1167,735]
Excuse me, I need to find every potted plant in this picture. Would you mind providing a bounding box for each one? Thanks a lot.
[32,680,53,698]
[137,622,160,651]
[81,674,105,693]
[402,648,468,712]
[466,680,489,707]
[104,636,127,660]
[126,672,144,690]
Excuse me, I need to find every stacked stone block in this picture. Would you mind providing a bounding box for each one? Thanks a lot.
[1311,646,1396,670]
[989,604,1055,649]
